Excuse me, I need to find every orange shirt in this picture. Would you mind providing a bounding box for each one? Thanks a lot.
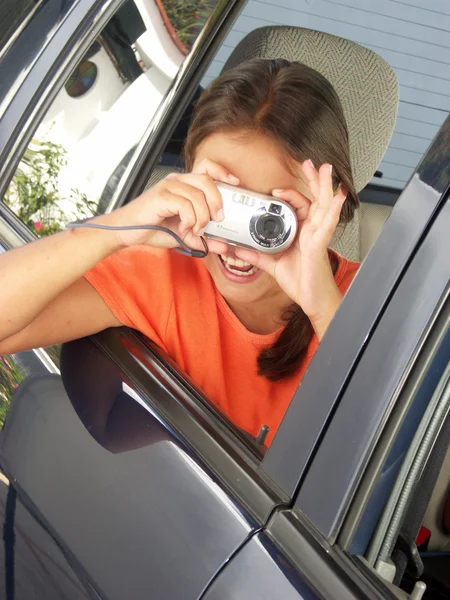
[84,247,359,445]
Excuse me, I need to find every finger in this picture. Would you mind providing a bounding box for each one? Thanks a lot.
[310,164,335,228]
[301,159,320,200]
[193,158,240,187]
[319,192,346,244]
[234,247,277,278]
[153,190,197,234]
[164,180,211,234]
[170,173,225,223]
[271,188,311,222]
[202,238,229,256]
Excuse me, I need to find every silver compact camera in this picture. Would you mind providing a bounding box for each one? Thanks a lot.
[204,182,297,254]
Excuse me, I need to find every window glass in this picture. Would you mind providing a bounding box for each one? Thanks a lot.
[347,317,450,597]
[3,0,219,238]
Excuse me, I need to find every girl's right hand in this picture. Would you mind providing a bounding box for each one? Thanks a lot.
[99,159,240,253]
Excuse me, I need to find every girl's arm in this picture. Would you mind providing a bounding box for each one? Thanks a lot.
[0,226,123,354]
[0,159,233,355]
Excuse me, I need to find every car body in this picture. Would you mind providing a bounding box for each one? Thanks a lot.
[0,1,449,599]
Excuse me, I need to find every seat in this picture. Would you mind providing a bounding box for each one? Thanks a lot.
[147,25,399,262]
[331,200,392,262]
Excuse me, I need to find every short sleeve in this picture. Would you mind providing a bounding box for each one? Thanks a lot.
[84,246,174,348]
[336,257,360,295]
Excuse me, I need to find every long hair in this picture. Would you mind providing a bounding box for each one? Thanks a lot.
[185,58,359,380]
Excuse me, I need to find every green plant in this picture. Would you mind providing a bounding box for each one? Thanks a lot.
[160,0,220,49]
[0,347,61,428]
[4,140,97,237]
[0,355,24,427]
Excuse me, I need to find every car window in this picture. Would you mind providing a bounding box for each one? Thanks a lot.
[2,0,219,238]
[2,0,448,481]
[0,0,37,53]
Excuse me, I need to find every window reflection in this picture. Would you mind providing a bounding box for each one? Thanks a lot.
[3,0,220,237]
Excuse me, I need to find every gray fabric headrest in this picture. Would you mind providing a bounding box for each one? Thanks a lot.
[222,26,399,192]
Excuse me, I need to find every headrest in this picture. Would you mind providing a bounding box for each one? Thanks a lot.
[222,26,399,192]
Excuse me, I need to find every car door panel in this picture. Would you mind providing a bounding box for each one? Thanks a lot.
[0,482,94,600]
[201,530,319,600]
[203,508,393,600]
[0,350,262,600]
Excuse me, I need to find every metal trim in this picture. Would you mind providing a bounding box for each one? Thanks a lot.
[0,0,80,120]
[338,302,450,551]
[0,0,45,63]
[266,509,396,600]
[31,348,60,375]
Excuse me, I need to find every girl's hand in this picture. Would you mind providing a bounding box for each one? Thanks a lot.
[98,159,239,255]
[235,160,347,339]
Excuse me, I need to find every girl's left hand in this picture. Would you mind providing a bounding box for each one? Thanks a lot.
[234,160,347,340]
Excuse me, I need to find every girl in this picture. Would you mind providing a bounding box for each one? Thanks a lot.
[0,58,359,445]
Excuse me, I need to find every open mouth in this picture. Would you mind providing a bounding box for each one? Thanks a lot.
[218,254,259,277]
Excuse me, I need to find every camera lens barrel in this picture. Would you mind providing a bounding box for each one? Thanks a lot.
[255,214,284,240]
[249,205,293,249]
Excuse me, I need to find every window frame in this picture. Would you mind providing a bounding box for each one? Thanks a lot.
[0,0,119,201]
[0,0,44,61]
[0,0,246,235]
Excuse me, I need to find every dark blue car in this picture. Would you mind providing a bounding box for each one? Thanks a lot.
[0,1,449,599]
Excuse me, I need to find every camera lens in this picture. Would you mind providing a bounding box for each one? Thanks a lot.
[255,213,284,240]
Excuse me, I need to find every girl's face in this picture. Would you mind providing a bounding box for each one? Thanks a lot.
[193,132,312,307]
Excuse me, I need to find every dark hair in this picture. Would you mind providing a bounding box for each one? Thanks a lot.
[184,58,359,380]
